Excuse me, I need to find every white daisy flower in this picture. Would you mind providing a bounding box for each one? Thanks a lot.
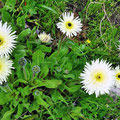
[56,12,82,38]
[0,57,14,84]
[114,66,120,88]
[80,59,115,97]
[38,32,52,43]
[0,21,17,57]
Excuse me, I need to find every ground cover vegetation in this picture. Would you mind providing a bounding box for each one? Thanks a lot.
[0,0,120,119]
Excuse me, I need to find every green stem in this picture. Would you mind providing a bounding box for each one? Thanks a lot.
[17,0,25,11]
[31,73,35,84]
[4,84,12,93]
[45,107,56,120]
[57,35,67,55]
[23,66,27,80]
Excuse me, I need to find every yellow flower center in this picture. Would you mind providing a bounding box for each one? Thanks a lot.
[115,73,120,80]
[0,62,3,71]
[0,35,5,46]
[91,71,105,84]
[95,73,103,81]
[65,21,74,30]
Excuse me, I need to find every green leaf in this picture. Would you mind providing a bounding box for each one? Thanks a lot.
[43,95,53,105]
[13,45,26,67]
[63,74,75,79]
[2,9,11,22]
[17,86,30,98]
[44,80,62,88]
[65,85,80,92]
[2,109,15,120]
[58,47,69,59]
[23,114,38,120]
[18,29,31,41]
[29,8,37,15]
[71,107,81,113]
[32,49,45,66]
[16,66,24,79]
[6,0,16,8]
[13,79,28,87]
[36,79,62,88]
[0,86,7,93]
[70,107,82,118]
[29,101,39,112]
[40,65,49,78]
[62,115,71,120]
[39,45,52,53]
[52,90,68,105]
[17,16,25,27]
[39,5,57,14]
[0,92,9,105]
[35,95,49,108]
[0,85,12,93]
[15,104,23,119]
[63,62,73,71]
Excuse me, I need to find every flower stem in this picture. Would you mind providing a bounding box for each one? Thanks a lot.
[4,84,12,93]
[23,66,27,80]
[57,35,67,55]
[31,73,35,84]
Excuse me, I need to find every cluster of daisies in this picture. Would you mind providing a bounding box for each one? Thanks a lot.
[80,60,120,97]
[0,12,119,98]
[38,12,82,43]
[38,12,120,97]
[0,21,16,84]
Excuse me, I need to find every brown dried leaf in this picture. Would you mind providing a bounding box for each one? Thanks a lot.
[82,25,89,30]
[81,32,87,38]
